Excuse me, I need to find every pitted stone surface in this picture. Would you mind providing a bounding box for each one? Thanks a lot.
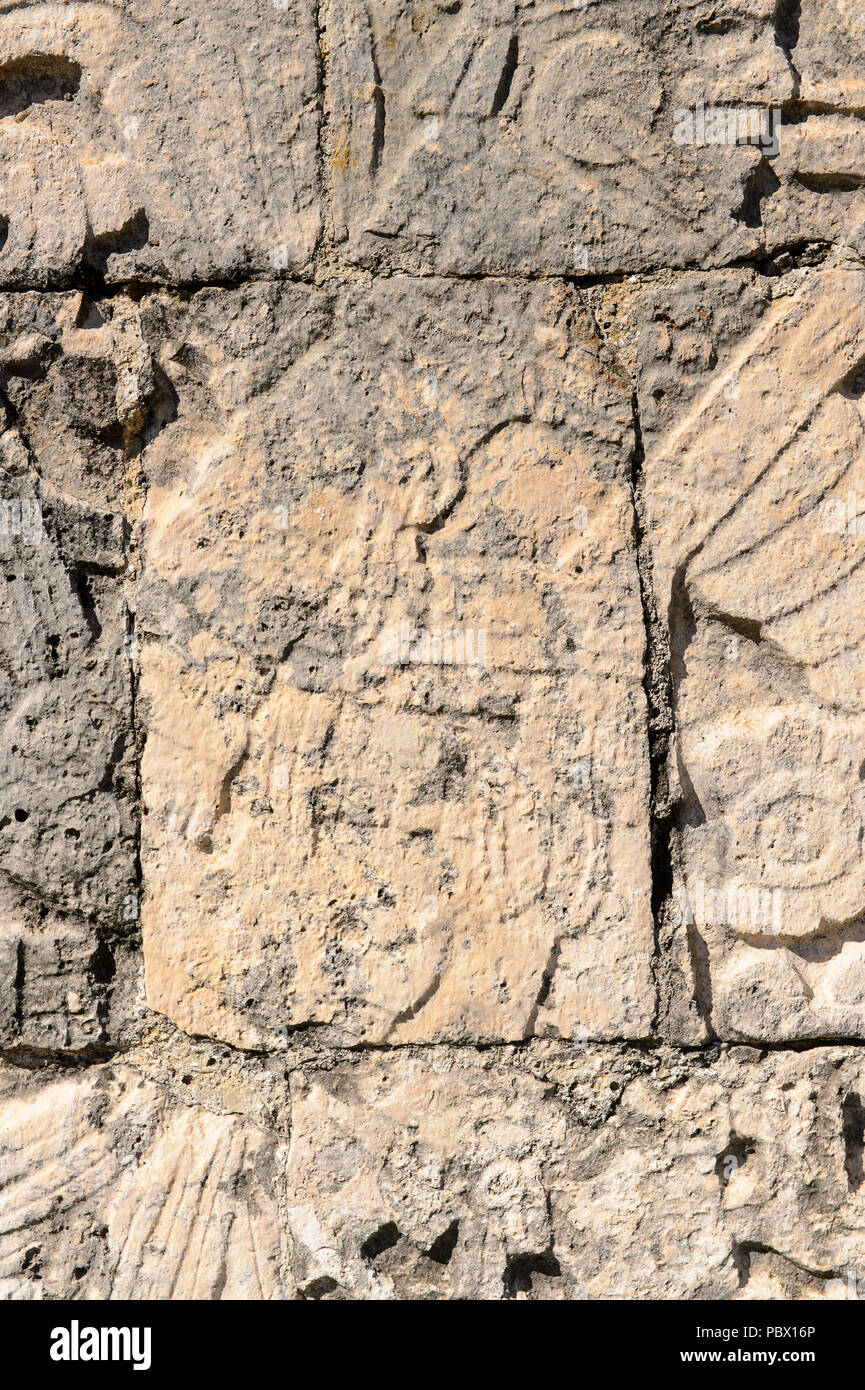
[1,0,865,1304]
[0,291,157,1051]
[136,278,654,1049]
[284,1045,865,1300]
[0,1,320,286]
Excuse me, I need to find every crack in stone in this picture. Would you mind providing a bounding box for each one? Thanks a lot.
[627,391,675,939]
[580,297,676,1038]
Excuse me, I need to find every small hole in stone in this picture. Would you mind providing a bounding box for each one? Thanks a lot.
[425,1219,459,1265]
[503,1251,562,1299]
[715,1132,756,1187]
[360,1222,401,1262]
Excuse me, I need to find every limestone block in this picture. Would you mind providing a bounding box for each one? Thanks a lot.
[137,277,654,1048]
[0,1063,282,1299]
[284,1045,865,1300]
[0,292,154,1048]
[0,1,320,286]
[628,264,865,1041]
[328,0,793,276]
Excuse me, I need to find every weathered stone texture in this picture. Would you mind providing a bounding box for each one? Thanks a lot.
[0,1,320,286]
[3,1046,865,1301]
[1,0,865,1304]
[596,262,865,1045]
[287,1045,865,1300]
[0,291,158,1052]
[136,278,653,1048]
[0,1062,282,1299]
[329,0,789,276]
[326,0,865,277]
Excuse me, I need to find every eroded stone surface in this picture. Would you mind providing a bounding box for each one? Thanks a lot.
[601,262,865,1043]
[0,1,320,286]
[326,0,865,278]
[0,1061,282,1299]
[6,1044,865,1301]
[284,1045,865,1300]
[328,0,790,276]
[137,277,654,1048]
[796,0,865,108]
[0,291,163,1051]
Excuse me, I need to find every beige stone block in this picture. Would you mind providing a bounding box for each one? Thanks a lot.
[642,265,865,1041]
[0,1,320,286]
[138,278,654,1047]
[0,1063,281,1299]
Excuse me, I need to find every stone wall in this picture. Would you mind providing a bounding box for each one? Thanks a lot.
[0,0,863,1300]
